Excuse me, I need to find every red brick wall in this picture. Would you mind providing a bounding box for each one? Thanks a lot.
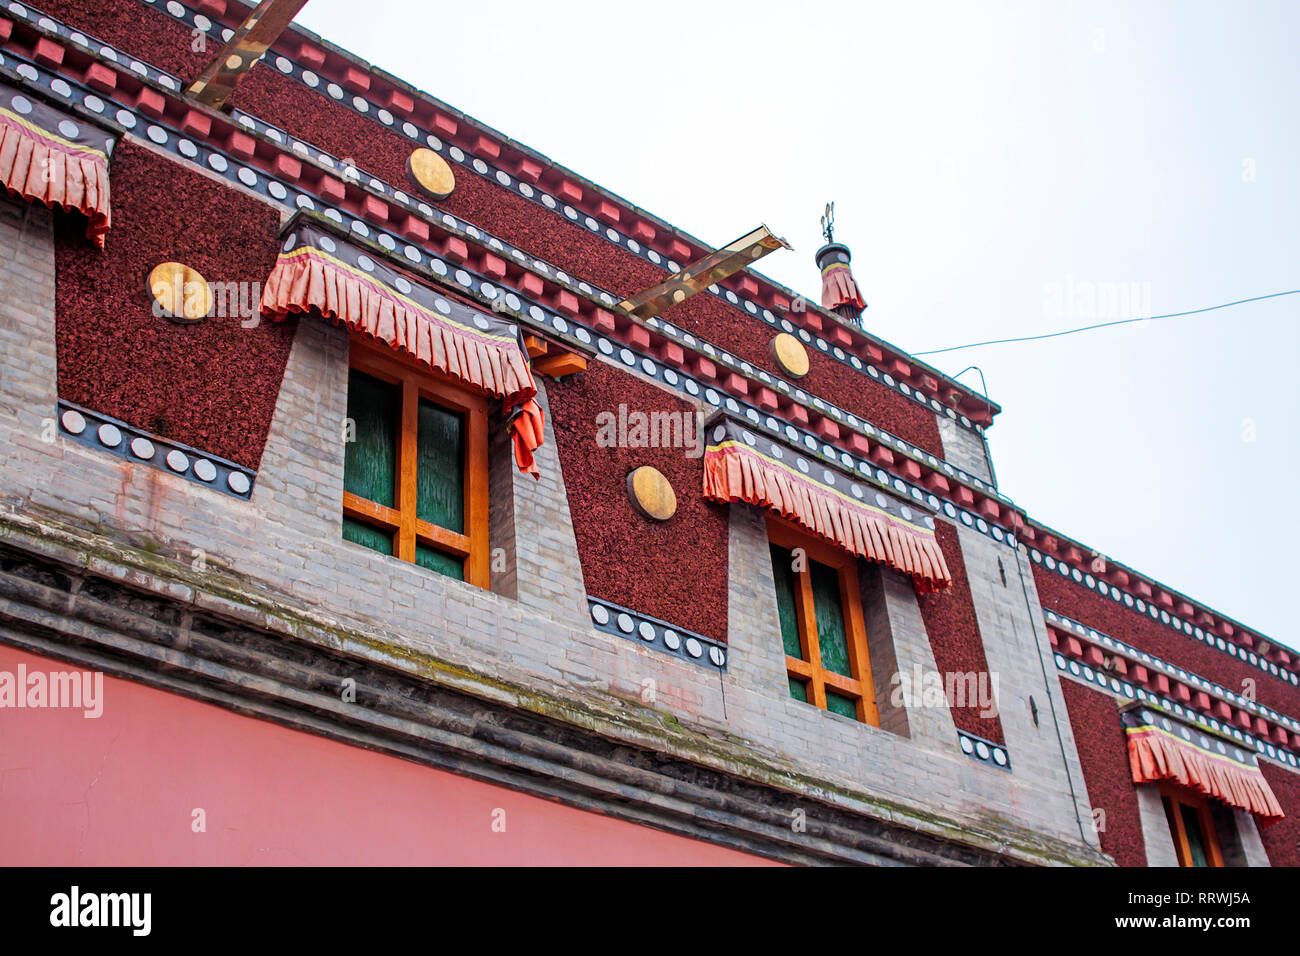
[1060,678,1147,866]
[915,522,1006,745]
[228,43,946,456]
[1258,762,1300,867]
[546,362,729,642]
[1035,566,1298,717]
[55,143,295,470]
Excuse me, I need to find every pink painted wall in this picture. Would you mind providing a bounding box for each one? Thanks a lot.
[0,644,776,866]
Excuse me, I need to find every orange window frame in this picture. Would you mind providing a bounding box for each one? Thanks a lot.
[1158,782,1225,868]
[343,339,490,589]
[767,516,880,727]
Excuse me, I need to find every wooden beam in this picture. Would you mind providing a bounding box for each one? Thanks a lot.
[186,0,309,110]
[523,334,548,359]
[533,352,588,378]
[617,225,790,320]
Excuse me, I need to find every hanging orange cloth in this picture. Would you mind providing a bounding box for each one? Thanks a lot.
[261,218,544,475]
[508,399,544,479]
[1122,706,1284,825]
[0,83,114,245]
[702,418,952,592]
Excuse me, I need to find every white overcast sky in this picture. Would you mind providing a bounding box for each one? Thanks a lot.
[293,0,1299,648]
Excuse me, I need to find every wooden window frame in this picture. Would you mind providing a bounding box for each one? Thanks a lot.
[1158,782,1225,868]
[343,339,490,589]
[767,516,880,727]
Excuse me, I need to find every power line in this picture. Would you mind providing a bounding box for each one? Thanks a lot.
[913,288,1300,357]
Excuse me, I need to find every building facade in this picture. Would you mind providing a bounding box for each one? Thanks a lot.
[0,0,1295,866]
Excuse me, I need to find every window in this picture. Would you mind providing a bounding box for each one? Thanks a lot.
[767,517,880,726]
[341,340,490,587]
[1160,784,1224,867]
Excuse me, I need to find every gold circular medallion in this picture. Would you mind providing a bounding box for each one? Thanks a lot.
[407,147,456,200]
[148,262,212,323]
[771,332,809,378]
[627,465,677,522]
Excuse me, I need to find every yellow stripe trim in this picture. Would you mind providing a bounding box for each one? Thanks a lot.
[0,105,108,161]
[1127,722,1266,774]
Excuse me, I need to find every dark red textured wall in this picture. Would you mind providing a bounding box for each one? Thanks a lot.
[914,522,1005,744]
[38,0,209,80]
[1059,678,1147,866]
[40,0,946,455]
[55,142,295,470]
[1258,762,1300,866]
[227,68,945,457]
[546,361,729,643]
[1034,566,1300,718]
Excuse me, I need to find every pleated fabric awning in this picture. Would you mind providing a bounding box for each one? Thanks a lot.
[1122,706,1284,825]
[703,417,952,592]
[0,82,114,245]
[260,219,544,476]
[820,255,865,314]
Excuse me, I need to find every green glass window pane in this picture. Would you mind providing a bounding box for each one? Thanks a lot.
[344,369,398,507]
[826,691,859,720]
[811,560,853,678]
[416,544,464,581]
[788,677,808,703]
[342,517,393,556]
[770,544,804,660]
[1180,804,1210,867]
[416,398,464,531]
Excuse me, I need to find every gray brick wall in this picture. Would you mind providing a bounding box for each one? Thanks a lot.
[954,523,1101,848]
[0,194,1100,861]
[937,414,995,487]
[720,502,1099,850]
[1227,808,1270,867]
[1135,784,1180,865]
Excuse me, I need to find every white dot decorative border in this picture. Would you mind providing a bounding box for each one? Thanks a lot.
[56,400,255,499]
[588,598,726,671]
[1048,610,1300,774]
[2,14,1002,547]
[9,3,1289,774]
[957,730,1011,771]
[0,11,1010,540]
[1031,547,1298,688]
[143,0,991,437]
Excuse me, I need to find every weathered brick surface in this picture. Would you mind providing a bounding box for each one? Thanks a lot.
[954,524,1100,846]
[721,502,1099,849]
[0,194,1098,859]
[1133,783,1180,866]
[0,196,729,732]
[936,414,994,486]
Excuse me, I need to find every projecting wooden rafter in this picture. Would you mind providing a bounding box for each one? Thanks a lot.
[186,0,309,110]
[616,225,790,320]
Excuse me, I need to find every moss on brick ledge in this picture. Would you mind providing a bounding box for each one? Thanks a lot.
[0,503,1110,867]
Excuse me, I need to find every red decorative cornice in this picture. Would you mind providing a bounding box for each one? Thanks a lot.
[1049,611,1300,766]
[1030,518,1297,680]
[186,0,1000,428]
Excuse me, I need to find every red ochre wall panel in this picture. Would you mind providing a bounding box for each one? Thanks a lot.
[37,0,210,81]
[0,643,775,866]
[1059,678,1147,866]
[1033,566,1299,718]
[547,361,729,643]
[548,358,733,642]
[227,70,946,457]
[55,142,296,471]
[35,0,945,456]
[1258,762,1300,867]
[914,522,1005,745]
